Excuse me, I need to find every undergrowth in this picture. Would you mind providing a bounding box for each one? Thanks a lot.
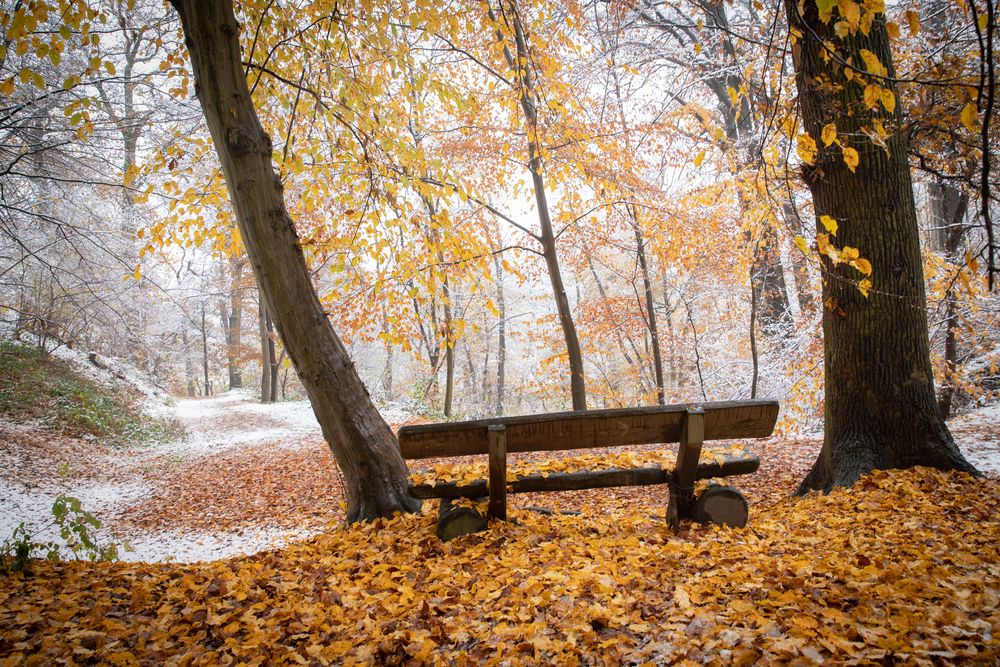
[0,341,183,446]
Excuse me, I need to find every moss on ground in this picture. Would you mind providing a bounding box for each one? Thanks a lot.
[0,341,182,446]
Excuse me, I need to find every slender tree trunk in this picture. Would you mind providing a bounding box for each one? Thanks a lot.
[493,1,586,409]
[929,181,969,419]
[264,310,281,403]
[200,302,211,397]
[170,0,419,520]
[258,287,271,403]
[630,207,665,404]
[226,260,244,389]
[749,282,759,399]
[382,310,394,402]
[493,252,506,416]
[182,328,196,397]
[786,0,979,491]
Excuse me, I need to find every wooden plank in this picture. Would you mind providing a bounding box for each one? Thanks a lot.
[407,451,760,499]
[487,425,507,521]
[669,407,705,529]
[398,400,779,459]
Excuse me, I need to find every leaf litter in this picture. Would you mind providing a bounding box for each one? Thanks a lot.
[2,467,998,665]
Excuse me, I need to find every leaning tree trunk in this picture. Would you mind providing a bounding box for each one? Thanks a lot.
[170,0,419,520]
[787,0,979,491]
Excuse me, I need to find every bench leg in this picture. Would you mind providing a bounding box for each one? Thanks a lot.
[668,406,705,529]
[487,424,507,521]
[436,498,488,541]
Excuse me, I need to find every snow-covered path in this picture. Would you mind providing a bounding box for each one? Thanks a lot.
[3,388,999,565]
[1,391,335,563]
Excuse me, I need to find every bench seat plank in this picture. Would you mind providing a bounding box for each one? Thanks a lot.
[398,400,778,459]
[408,450,760,500]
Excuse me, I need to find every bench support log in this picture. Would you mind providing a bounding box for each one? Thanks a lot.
[487,424,507,521]
[668,406,705,529]
[690,484,749,528]
[437,498,488,541]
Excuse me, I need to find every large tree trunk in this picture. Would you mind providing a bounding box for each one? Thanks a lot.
[787,0,979,491]
[170,0,420,521]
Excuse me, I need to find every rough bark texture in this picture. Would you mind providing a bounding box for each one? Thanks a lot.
[170,0,420,520]
[787,0,979,491]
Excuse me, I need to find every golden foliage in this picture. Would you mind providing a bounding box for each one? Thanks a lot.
[1,468,998,664]
[409,445,750,487]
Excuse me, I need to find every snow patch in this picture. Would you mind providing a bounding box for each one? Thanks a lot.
[118,526,321,563]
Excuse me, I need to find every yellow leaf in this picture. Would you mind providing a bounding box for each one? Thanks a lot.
[842,146,859,172]
[727,86,739,107]
[796,133,818,165]
[819,215,839,236]
[693,150,706,167]
[0,78,13,96]
[858,278,872,297]
[886,21,900,39]
[880,89,896,113]
[133,264,141,281]
[821,123,838,147]
[860,49,888,78]
[852,258,872,275]
[961,103,978,132]
[905,9,920,36]
[794,235,810,255]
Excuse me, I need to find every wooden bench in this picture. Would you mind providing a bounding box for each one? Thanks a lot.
[398,400,779,540]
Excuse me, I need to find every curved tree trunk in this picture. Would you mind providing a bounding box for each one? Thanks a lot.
[786,0,979,491]
[170,0,419,521]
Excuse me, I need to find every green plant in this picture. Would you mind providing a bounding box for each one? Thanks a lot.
[1,495,131,575]
[0,341,186,447]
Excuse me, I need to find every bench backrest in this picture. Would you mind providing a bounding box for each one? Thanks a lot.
[397,399,779,460]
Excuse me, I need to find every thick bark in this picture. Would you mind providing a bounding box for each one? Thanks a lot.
[170,0,419,520]
[787,0,979,491]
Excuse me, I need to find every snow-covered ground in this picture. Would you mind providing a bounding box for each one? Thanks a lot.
[951,403,1000,476]
[0,391,324,562]
[3,344,998,564]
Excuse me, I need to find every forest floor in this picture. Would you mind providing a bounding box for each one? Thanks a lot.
[2,391,1000,663]
[2,389,999,562]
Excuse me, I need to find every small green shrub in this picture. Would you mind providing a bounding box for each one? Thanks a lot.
[1,495,131,575]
